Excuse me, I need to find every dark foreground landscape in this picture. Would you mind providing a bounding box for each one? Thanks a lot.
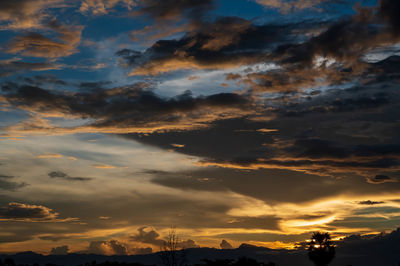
[2,229,400,266]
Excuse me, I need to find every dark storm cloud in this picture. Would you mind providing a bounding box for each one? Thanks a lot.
[233,1,400,93]
[0,202,78,222]
[0,175,27,191]
[274,18,380,66]
[117,0,400,83]
[48,171,93,182]
[116,17,297,75]
[125,67,400,179]
[1,82,253,133]
[1,0,400,212]
[131,77,400,176]
[0,202,58,221]
[111,71,400,182]
[272,0,400,67]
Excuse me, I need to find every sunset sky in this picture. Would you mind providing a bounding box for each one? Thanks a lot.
[1,0,400,256]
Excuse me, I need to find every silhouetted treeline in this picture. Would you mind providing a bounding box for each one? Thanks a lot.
[0,257,276,266]
[78,261,155,266]
[195,257,276,266]
[0,259,155,266]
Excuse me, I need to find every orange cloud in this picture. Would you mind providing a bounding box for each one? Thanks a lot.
[171,144,185,148]
[36,153,64,159]
[0,0,64,30]
[79,0,136,15]
[255,0,325,13]
[92,164,117,169]
[7,21,83,58]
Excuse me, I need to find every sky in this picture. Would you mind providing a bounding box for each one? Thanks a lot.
[0,0,400,256]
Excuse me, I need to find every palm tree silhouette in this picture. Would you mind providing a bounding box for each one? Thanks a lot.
[307,232,335,266]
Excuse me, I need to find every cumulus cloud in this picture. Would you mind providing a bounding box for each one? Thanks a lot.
[130,227,164,246]
[86,240,128,255]
[179,239,199,249]
[130,227,199,249]
[50,245,69,255]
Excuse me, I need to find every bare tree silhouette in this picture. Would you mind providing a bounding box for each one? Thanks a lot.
[159,228,187,266]
[307,232,335,266]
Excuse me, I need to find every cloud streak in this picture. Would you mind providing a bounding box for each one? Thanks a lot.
[0,202,78,222]
[6,20,83,58]
[1,82,254,134]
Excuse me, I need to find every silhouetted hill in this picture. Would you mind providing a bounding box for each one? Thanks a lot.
[334,228,400,266]
[2,229,400,266]
[0,248,304,266]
